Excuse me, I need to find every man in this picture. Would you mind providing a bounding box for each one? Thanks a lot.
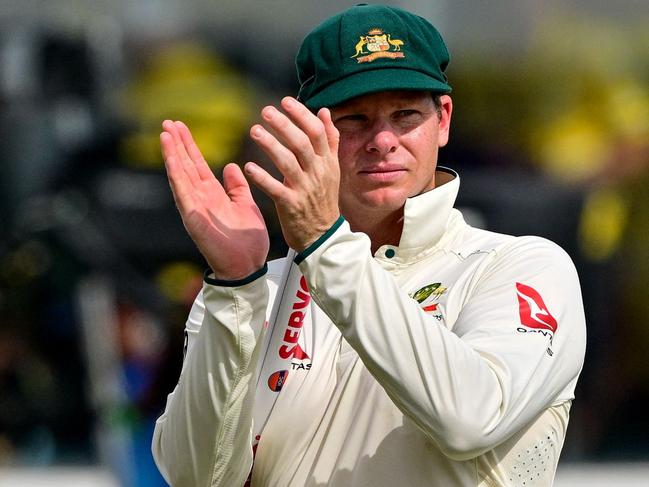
[152,4,586,486]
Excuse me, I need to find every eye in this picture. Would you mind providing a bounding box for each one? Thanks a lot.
[392,108,427,128]
[334,114,367,122]
[333,114,368,131]
[394,109,420,119]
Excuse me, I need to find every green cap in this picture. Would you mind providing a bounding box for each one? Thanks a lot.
[296,3,452,111]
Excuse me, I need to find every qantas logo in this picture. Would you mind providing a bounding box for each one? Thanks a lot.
[279,276,312,370]
[516,282,557,333]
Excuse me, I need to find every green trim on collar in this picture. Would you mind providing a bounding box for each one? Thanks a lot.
[204,264,268,287]
[294,215,345,265]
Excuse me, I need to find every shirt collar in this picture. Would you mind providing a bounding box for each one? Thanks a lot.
[399,166,460,251]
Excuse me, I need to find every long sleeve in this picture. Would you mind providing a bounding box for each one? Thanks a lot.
[297,219,586,461]
[152,271,269,486]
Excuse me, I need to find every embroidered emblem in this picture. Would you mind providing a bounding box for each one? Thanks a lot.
[351,28,405,63]
[411,283,447,303]
[410,283,447,321]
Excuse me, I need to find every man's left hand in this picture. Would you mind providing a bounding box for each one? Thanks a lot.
[245,96,341,251]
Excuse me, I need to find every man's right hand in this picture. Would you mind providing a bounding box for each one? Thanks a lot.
[161,120,269,281]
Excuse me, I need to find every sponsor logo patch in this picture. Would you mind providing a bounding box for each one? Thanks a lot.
[516,282,557,333]
[267,370,289,392]
[279,275,312,371]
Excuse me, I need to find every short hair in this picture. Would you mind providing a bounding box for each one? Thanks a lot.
[431,93,443,119]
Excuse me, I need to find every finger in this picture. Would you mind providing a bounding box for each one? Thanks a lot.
[260,103,320,166]
[244,161,291,203]
[222,163,255,204]
[175,121,215,182]
[281,97,330,157]
[250,124,303,183]
[317,107,340,155]
[162,120,201,185]
[162,119,186,160]
[161,132,197,215]
[160,125,179,163]
[161,129,228,207]
[172,121,203,185]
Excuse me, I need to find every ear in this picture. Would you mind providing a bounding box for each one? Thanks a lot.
[436,95,453,148]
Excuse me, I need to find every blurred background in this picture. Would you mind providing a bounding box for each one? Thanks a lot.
[0,0,647,485]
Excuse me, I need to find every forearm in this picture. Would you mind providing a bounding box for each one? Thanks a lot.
[297,221,584,459]
[152,270,269,486]
[298,232,500,457]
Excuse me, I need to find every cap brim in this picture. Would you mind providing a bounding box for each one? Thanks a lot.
[303,67,451,111]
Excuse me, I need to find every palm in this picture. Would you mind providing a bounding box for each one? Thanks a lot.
[161,120,269,280]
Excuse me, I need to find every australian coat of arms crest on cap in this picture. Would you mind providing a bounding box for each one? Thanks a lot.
[351,28,405,63]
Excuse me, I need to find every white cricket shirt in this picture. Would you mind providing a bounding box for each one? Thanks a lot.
[152,168,586,486]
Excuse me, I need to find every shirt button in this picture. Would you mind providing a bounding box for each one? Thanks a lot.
[385,248,396,258]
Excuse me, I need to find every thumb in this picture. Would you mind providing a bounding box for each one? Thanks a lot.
[222,163,254,203]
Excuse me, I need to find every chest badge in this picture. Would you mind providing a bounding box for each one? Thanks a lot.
[410,283,447,317]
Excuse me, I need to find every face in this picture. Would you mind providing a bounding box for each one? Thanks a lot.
[331,90,452,219]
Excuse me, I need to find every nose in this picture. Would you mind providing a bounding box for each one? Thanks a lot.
[365,123,398,156]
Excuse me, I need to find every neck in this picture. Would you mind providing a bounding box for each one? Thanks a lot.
[345,207,405,254]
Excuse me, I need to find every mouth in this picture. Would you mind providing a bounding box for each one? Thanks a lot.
[358,165,407,182]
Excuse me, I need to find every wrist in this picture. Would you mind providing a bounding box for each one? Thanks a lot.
[288,213,343,251]
[204,254,267,282]
[204,264,268,287]
[294,215,345,264]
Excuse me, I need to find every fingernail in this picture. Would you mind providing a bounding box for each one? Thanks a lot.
[283,97,295,108]
[251,126,263,138]
[262,106,275,120]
